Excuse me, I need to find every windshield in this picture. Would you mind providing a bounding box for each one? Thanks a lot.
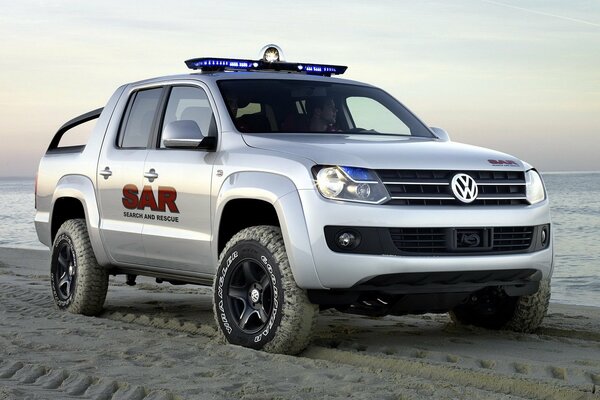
[217,79,433,137]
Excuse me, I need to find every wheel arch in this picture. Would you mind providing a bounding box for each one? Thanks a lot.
[214,171,324,289]
[50,174,111,266]
[217,199,280,255]
[51,197,85,241]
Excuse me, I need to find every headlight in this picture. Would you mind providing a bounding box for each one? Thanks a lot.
[525,169,546,205]
[314,166,390,204]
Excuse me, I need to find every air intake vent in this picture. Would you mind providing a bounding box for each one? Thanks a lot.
[492,226,534,251]
[389,226,535,255]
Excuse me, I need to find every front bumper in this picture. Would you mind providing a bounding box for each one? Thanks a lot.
[296,189,554,289]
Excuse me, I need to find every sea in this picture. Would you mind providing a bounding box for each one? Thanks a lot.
[0,173,598,307]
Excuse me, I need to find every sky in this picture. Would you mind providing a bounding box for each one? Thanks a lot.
[0,0,598,177]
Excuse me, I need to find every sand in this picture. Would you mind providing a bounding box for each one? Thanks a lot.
[0,247,598,399]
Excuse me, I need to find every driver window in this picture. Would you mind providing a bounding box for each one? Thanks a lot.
[161,86,216,148]
[346,97,411,135]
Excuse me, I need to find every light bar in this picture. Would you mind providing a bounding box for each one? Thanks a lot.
[298,63,341,74]
[185,58,258,71]
[185,57,347,76]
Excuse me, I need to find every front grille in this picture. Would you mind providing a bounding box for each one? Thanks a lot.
[390,226,535,254]
[376,169,527,206]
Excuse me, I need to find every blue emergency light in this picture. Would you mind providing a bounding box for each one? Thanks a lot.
[185,58,257,71]
[340,167,377,182]
[185,45,347,76]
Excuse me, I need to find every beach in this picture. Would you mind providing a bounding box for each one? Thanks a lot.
[0,247,598,399]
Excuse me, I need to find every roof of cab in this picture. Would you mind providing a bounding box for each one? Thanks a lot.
[127,70,373,89]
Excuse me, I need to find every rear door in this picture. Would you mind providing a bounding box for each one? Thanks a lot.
[140,84,218,274]
[97,86,165,264]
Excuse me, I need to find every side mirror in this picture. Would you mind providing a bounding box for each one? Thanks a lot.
[162,120,216,150]
[430,127,450,142]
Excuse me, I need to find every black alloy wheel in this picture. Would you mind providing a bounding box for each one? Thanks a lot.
[50,219,108,315]
[214,226,318,354]
[226,259,274,334]
[53,239,77,302]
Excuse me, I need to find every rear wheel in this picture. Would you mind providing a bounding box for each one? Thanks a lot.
[213,226,317,354]
[50,219,108,316]
[450,280,550,332]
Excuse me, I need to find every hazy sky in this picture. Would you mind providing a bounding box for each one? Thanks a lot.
[1,0,598,177]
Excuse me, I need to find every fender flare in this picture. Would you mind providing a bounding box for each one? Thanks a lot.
[214,171,324,289]
[50,175,111,266]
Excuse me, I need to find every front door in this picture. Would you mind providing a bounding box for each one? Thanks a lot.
[141,85,217,274]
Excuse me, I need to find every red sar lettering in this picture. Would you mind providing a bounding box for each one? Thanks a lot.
[122,185,180,213]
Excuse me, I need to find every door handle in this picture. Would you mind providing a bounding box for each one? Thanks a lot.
[144,168,159,182]
[99,167,112,179]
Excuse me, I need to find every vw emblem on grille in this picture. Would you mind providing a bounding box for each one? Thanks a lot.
[451,173,478,203]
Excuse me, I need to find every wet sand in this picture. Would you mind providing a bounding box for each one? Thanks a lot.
[0,247,598,399]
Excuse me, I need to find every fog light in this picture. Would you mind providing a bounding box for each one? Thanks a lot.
[541,227,548,246]
[337,231,360,249]
[338,232,355,247]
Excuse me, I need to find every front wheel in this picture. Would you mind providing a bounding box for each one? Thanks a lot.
[450,280,551,333]
[50,219,108,316]
[213,226,318,354]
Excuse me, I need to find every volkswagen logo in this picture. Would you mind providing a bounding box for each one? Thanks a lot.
[451,173,478,203]
[250,288,260,303]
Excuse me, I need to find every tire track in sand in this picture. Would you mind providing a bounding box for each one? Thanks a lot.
[0,359,181,400]
[0,281,184,400]
[302,346,598,400]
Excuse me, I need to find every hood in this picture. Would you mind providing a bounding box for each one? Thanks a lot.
[242,133,525,171]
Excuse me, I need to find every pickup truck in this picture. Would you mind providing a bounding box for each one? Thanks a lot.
[35,45,553,354]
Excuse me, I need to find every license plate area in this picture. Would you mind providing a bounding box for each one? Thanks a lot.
[452,228,492,251]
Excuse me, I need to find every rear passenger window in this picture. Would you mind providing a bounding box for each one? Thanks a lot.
[119,88,162,148]
[160,86,216,148]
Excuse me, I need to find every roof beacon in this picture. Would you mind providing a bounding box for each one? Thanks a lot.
[185,44,347,77]
[260,44,284,63]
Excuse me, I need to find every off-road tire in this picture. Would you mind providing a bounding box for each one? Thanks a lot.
[50,219,108,316]
[450,280,551,333]
[213,226,318,355]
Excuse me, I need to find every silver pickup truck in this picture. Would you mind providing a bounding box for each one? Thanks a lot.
[35,45,553,354]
